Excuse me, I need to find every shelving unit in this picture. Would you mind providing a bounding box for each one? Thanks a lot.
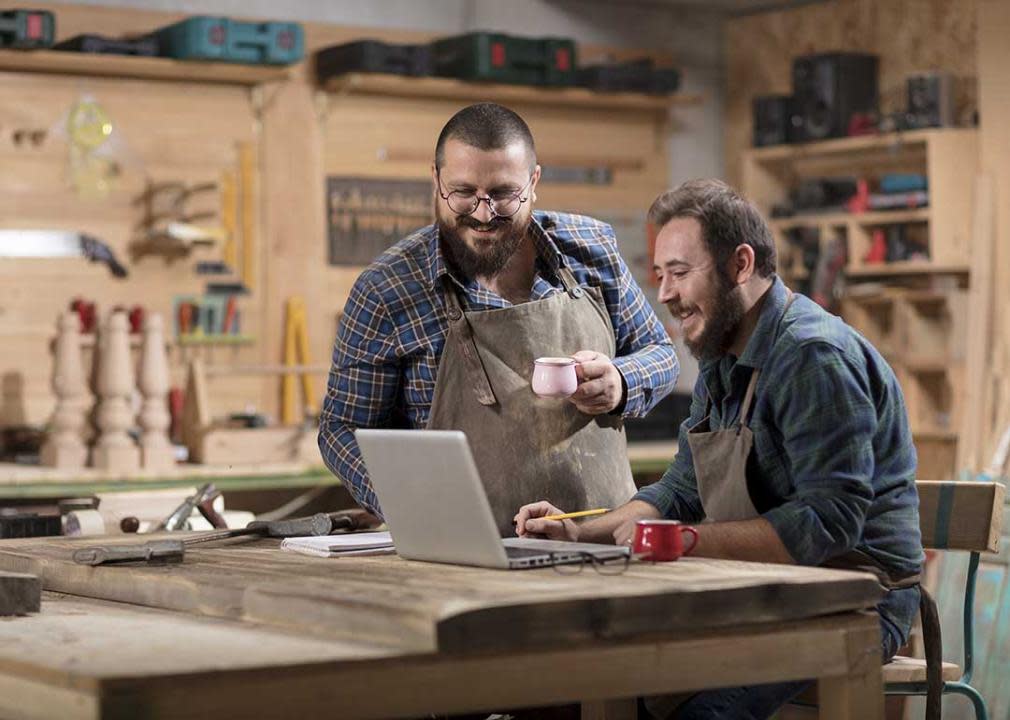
[0,48,290,85]
[324,72,702,113]
[744,129,977,280]
[743,129,978,480]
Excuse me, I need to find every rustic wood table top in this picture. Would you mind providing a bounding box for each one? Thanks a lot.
[0,535,888,720]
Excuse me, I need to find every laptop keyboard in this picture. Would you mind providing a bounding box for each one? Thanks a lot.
[505,546,554,559]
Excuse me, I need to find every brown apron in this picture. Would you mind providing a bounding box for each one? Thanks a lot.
[427,266,636,536]
[687,292,796,523]
[677,290,942,720]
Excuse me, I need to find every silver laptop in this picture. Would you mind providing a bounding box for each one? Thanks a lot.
[355,429,630,570]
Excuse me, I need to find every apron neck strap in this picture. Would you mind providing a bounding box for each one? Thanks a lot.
[438,276,498,407]
[557,265,584,298]
[734,288,797,430]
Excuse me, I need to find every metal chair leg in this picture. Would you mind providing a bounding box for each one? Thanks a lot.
[944,682,989,720]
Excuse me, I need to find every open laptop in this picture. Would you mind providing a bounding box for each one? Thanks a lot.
[355,429,631,570]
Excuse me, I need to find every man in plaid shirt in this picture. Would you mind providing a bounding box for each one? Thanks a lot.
[519,179,924,720]
[319,103,678,525]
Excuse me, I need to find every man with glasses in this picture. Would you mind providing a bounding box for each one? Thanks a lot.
[319,102,678,534]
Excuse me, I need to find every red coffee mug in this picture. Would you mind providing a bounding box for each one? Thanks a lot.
[632,519,699,562]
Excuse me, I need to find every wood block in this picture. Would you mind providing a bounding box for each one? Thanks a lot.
[193,427,318,465]
[918,480,1005,552]
[0,571,41,615]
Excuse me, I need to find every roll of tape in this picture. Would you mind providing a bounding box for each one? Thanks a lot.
[63,509,106,537]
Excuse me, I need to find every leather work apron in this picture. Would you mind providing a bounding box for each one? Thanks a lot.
[426,265,636,536]
[681,290,943,720]
[686,292,796,523]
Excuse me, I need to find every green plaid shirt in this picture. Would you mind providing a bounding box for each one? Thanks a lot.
[634,276,924,637]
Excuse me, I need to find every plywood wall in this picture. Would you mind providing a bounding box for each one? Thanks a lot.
[725,0,978,186]
[1,3,676,432]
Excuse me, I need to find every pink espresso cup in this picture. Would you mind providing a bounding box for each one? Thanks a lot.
[531,357,579,398]
[632,519,699,562]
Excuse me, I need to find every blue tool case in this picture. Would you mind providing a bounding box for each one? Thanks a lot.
[150,16,303,65]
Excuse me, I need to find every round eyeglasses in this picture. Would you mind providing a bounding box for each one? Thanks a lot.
[436,169,534,219]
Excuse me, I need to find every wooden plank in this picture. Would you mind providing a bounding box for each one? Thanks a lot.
[0,593,878,720]
[326,73,702,113]
[0,571,40,615]
[843,262,971,277]
[817,617,884,720]
[958,175,995,473]
[917,480,1005,552]
[0,49,288,86]
[0,538,883,655]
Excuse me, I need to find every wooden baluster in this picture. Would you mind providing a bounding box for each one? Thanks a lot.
[40,312,88,469]
[92,311,140,472]
[138,313,175,470]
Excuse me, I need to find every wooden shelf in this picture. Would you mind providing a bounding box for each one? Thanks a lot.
[177,334,255,346]
[903,358,953,374]
[771,208,930,231]
[0,461,335,498]
[913,429,959,441]
[324,72,703,112]
[0,49,290,86]
[747,129,938,162]
[846,262,970,277]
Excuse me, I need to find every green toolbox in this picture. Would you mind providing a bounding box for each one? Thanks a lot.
[150,16,303,65]
[0,9,55,49]
[431,32,576,86]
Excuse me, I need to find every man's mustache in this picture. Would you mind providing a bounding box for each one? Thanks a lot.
[457,215,510,231]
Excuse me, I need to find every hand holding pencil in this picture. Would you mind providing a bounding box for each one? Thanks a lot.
[514,503,608,541]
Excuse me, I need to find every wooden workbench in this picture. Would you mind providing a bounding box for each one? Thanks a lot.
[0,440,676,499]
[0,535,885,719]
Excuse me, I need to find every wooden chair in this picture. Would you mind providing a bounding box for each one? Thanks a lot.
[882,480,1005,720]
[791,480,1004,720]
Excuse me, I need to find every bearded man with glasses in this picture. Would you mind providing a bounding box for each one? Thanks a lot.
[320,102,679,535]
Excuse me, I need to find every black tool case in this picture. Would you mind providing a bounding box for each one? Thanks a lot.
[315,39,432,83]
[578,58,680,94]
[430,32,577,86]
[54,34,159,56]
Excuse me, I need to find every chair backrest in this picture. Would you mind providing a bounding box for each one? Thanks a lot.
[916,480,1005,552]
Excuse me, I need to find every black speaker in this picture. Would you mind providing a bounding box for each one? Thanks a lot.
[752,95,792,147]
[791,52,879,141]
[906,72,954,129]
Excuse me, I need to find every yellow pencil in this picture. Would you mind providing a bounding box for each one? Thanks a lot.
[541,508,609,521]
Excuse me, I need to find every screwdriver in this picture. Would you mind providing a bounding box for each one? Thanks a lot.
[72,512,359,566]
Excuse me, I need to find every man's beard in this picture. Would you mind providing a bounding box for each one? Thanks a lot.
[672,271,745,362]
[437,210,529,280]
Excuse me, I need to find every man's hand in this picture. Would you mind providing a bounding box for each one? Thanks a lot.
[514,501,580,541]
[569,350,624,415]
[612,517,641,547]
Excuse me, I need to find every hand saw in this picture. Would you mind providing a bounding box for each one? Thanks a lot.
[0,230,128,278]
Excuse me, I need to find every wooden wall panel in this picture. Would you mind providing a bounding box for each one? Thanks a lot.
[725,0,978,186]
[0,62,263,426]
[0,2,678,437]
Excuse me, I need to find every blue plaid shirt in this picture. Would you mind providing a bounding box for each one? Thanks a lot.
[634,276,924,638]
[320,211,679,516]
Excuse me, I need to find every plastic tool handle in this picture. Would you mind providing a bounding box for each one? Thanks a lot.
[79,234,128,278]
[72,539,186,565]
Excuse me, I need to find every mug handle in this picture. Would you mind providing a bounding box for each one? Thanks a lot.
[680,526,699,555]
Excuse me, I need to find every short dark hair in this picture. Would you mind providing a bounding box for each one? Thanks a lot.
[648,179,776,279]
[435,103,536,170]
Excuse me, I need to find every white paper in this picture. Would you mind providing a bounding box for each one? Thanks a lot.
[280,531,394,558]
